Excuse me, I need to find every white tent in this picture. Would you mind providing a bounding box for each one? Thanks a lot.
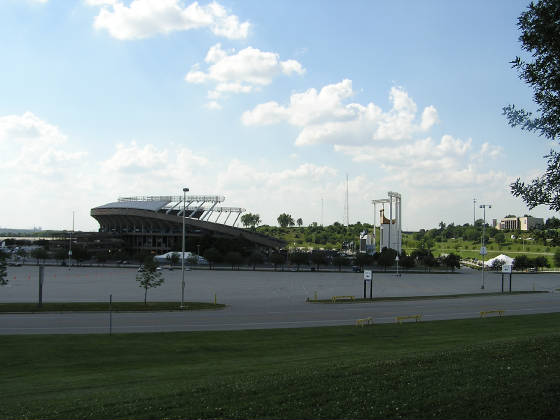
[484,254,514,267]
[154,251,193,264]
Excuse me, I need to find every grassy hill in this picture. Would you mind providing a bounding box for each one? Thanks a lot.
[2,313,560,419]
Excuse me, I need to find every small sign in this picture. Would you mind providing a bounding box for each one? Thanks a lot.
[68,250,72,256]
[480,246,487,256]
[364,270,372,281]
[502,264,512,274]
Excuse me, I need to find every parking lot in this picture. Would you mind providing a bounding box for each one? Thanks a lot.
[2,265,560,306]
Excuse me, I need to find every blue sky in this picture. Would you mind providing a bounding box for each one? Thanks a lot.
[0,0,555,231]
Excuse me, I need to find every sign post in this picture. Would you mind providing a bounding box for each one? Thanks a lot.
[38,265,44,307]
[501,264,512,293]
[363,270,372,299]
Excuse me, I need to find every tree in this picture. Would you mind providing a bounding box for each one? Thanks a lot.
[491,259,504,271]
[353,253,374,270]
[533,255,550,271]
[135,257,164,304]
[241,213,261,230]
[546,216,560,228]
[247,251,264,270]
[442,253,461,272]
[289,251,308,271]
[297,218,303,227]
[378,247,397,271]
[554,248,560,267]
[495,232,506,245]
[54,248,68,265]
[224,251,243,270]
[30,247,48,265]
[72,246,89,265]
[203,248,222,270]
[400,254,415,270]
[504,0,560,210]
[422,253,437,272]
[270,253,285,271]
[277,213,295,228]
[0,253,7,286]
[310,252,328,270]
[16,248,27,263]
[96,252,108,265]
[332,254,350,272]
[514,255,530,271]
[241,213,253,228]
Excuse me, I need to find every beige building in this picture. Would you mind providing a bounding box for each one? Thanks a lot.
[497,216,544,231]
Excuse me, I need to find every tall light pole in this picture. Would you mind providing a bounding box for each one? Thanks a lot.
[479,204,491,289]
[181,187,189,309]
[68,211,74,269]
[473,198,477,226]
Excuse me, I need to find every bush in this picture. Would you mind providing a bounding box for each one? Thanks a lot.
[224,251,243,270]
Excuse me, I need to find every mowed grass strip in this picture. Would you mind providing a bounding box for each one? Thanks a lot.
[0,301,225,312]
[1,313,560,419]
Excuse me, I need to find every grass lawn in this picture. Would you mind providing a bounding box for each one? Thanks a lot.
[1,313,560,419]
[0,301,225,312]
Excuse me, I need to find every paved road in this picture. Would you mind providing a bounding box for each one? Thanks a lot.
[1,266,559,334]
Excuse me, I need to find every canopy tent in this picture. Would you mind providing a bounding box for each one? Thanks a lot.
[484,254,514,267]
[154,251,193,264]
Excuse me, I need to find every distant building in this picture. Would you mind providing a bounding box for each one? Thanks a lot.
[90,195,285,254]
[497,215,544,231]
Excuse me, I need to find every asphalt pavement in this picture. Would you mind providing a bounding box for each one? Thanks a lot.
[1,265,559,334]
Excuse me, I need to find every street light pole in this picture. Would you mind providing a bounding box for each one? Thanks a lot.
[181,187,189,309]
[68,211,74,269]
[473,198,477,226]
[479,204,491,289]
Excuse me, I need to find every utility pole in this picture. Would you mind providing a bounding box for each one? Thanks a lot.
[68,211,74,268]
[345,174,349,227]
[181,187,189,309]
[473,198,477,226]
[480,204,491,289]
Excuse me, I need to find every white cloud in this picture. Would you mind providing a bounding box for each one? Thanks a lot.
[0,112,85,175]
[242,81,436,146]
[185,43,305,105]
[334,134,506,190]
[204,100,222,110]
[88,0,250,40]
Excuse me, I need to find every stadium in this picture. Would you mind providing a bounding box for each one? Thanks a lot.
[90,195,285,255]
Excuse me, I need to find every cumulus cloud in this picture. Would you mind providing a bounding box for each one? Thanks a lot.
[101,140,208,178]
[242,80,508,199]
[334,134,505,189]
[242,81,437,146]
[185,44,305,105]
[0,112,85,175]
[87,0,250,40]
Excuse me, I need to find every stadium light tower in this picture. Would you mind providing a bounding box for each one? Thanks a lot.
[181,187,189,309]
[479,204,491,289]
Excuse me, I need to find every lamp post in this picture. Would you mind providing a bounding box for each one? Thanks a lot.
[479,204,491,289]
[181,187,189,309]
[68,211,74,269]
